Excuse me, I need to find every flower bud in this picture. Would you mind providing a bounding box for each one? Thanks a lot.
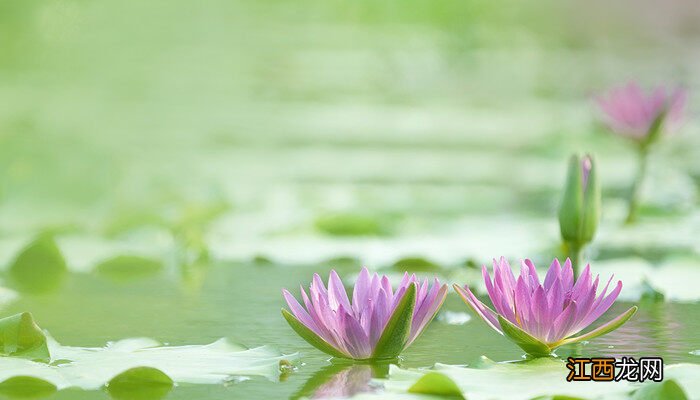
[558,154,601,244]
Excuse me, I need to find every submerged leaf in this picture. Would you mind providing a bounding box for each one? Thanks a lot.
[0,313,49,362]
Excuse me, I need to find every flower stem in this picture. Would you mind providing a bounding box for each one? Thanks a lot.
[625,146,649,224]
[567,241,583,279]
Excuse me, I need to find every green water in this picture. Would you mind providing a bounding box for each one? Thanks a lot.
[4,261,699,399]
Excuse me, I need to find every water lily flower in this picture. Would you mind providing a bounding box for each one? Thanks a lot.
[596,82,688,223]
[282,268,448,360]
[597,82,687,144]
[454,257,637,357]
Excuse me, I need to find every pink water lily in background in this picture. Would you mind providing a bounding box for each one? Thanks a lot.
[455,257,637,356]
[596,82,687,142]
[283,267,448,360]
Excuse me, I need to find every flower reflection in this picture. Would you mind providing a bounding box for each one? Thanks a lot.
[292,363,391,400]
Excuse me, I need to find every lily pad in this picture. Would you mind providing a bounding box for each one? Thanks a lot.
[408,372,464,399]
[0,313,49,362]
[374,359,700,400]
[0,376,57,399]
[315,213,389,236]
[8,236,67,294]
[107,367,174,400]
[94,255,164,282]
[0,336,296,392]
[632,379,687,400]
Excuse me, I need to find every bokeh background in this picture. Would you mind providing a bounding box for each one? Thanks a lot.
[1,1,700,398]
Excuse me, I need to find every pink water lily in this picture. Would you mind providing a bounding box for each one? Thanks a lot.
[454,257,637,356]
[282,268,448,360]
[596,82,686,142]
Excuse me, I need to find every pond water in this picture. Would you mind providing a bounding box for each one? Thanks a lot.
[4,261,699,399]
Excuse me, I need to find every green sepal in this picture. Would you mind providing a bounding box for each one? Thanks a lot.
[498,315,552,357]
[282,309,348,359]
[579,155,600,243]
[643,110,668,149]
[558,155,584,243]
[371,283,416,360]
[554,306,637,347]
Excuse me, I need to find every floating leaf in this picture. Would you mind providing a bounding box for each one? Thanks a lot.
[315,213,388,236]
[632,379,687,400]
[8,236,66,294]
[0,313,49,362]
[0,376,57,399]
[94,255,164,282]
[391,257,442,272]
[408,372,464,398]
[107,367,173,400]
[0,336,296,393]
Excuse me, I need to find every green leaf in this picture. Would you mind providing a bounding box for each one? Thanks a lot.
[633,379,687,400]
[315,213,388,236]
[0,337,296,391]
[107,367,173,400]
[555,306,637,346]
[282,309,349,359]
[0,313,49,362]
[371,283,416,360]
[8,236,67,294]
[497,316,552,357]
[391,257,442,272]
[408,372,464,399]
[95,255,163,282]
[0,376,57,399]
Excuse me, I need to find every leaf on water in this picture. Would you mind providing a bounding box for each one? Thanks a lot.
[408,372,464,399]
[94,255,164,282]
[375,360,700,400]
[0,313,49,362]
[0,336,297,393]
[8,236,67,294]
[0,376,57,399]
[632,379,687,400]
[314,213,389,236]
[107,367,173,400]
[391,257,442,272]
